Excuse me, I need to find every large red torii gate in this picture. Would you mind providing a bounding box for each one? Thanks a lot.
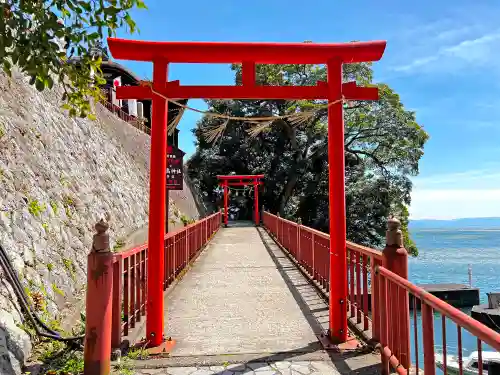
[107,37,386,346]
[217,174,264,226]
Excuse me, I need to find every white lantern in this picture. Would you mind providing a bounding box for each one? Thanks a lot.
[128,99,138,116]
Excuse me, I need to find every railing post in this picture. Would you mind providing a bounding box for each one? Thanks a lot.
[84,219,114,375]
[111,259,123,351]
[186,225,189,264]
[297,218,302,263]
[422,303,436,375]
[277,212,280,242]
[371,256,381,342]
[382,217,410,370]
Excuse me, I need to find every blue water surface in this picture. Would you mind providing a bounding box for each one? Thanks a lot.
[407,229,500,370]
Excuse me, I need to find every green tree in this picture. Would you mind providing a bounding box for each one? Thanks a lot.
[187,62,428,256]
[0,0,147,118]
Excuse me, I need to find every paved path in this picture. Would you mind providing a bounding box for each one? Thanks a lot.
[128,223,381,374]
[133,360,344,374]
[165,223,321,356]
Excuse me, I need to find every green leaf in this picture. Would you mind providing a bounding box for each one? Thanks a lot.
[124,14,136,33]
[78,1,92,11]
[136,0,148,9]
[4,35,12,48]
[47,76,54,89]
[104,6,120,15]
[35,79,45,92]
[3,0,145,117]
[88,32,100,40]
[2,61,12,78]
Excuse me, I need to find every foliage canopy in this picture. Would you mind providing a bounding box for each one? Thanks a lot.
[1,0,147,118]
[187,62,428,256]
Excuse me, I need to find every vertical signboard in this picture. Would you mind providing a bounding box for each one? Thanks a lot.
[166,145,185,190]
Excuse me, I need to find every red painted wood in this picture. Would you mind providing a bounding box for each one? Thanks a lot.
[141,251,146,316]
[254,182,259,225]
[107,35,386,347]
[362,254,369,331]
[218,175,263,225]
[135,255,141,323]
[146,60,168,347]
[422,303,436,375]
[111,261,122,349]
[107,38,386,64]
[242,62,256,86]
[123,257,129,336]
[382,246,410,369]
[350,251,355,319]
[83,252,114,375]
[327,58,348,343]
[117,81,379,101]
[220,182,263,187]
[129,254,135,328]
[217,174,265,181]
[356,252,362,324]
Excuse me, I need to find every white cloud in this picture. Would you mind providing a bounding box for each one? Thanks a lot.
[392,30,500,74]
[436,27,472,41]
[410,168,500,219]
[443,32,500,62]
[410,189,500,220]
[393,56,438,72]
[392,27,500,73]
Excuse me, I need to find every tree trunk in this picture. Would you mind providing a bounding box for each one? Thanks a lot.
[278,172,299,215]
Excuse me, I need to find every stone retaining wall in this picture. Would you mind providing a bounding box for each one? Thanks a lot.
[0,69,200,374]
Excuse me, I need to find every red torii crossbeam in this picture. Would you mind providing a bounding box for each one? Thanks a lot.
[217,175,264,226]
[107,37,386,346]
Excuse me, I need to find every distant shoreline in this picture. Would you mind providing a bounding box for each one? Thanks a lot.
[412,228,500,232]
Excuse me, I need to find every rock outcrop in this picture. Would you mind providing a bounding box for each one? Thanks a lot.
[0,70,200,373]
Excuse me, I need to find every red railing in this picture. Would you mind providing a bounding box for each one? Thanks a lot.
[110,211,221,348]
[98,89,151,135]
[377,266,500,375]
[263,211,500,375]
[346,241,383,337]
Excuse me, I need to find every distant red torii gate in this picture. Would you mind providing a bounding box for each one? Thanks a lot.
[217,174,264,226]
[107,37,386,347]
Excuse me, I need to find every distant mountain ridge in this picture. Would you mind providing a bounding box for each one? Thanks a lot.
[409,217,500,230]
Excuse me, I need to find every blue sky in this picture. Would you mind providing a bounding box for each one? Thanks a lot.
[114,0,500,220]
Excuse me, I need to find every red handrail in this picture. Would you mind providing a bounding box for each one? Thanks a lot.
[98,89,151,135]
[263,211,377,331]
[110,211,222,348]
[378,265,500,350]
[263,211,500,375]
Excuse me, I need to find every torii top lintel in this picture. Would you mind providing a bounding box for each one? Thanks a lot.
[217,175,265,180]
[217,175,264,186]
[107,38,386,65]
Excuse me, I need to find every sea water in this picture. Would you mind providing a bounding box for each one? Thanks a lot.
[408,229,500,370]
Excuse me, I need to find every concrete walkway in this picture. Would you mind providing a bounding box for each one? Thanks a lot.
[128,223,381,374]
[166,223,321,356]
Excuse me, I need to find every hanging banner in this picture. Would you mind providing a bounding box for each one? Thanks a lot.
[166,145,185,190]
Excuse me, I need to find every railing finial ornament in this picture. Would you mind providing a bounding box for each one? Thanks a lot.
[92,218,110,253]
[386,216,403,247]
